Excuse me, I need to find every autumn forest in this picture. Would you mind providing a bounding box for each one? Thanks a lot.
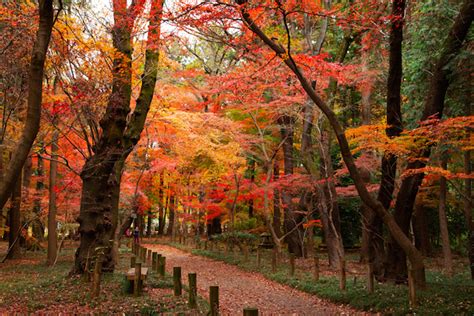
[0,0,473,314]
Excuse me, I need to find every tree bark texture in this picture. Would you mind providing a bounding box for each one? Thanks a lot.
[272,162,282,238]
[438,157,453,276]
[166,193,175,236]
[47,129,59,265]
[365,0,406,279]
[464,150,473,279]
[0,0,54,210]
[158,172,166,234]
[412,204,432,256]
[74,0,164,273]
[278,115,304,257]
[385,0,473,283]
[7,175,21,260]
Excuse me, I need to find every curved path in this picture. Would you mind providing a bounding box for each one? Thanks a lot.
[144,244,362,315]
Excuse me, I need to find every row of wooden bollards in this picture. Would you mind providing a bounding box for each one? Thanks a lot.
[171,265,260,315]
[135,244,262,315]
[255,248,321,282]
[173,238,421,309]
[175,239,383,295]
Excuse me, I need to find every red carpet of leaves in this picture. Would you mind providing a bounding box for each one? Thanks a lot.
[145,244,362,315]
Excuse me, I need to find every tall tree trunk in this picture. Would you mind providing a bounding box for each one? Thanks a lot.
[0,146,6,240]
[47,129,59,265]
[464,150,473,279]
[317,130,344,269]
[464,91,473,279]
[74,0,164,273]
[278,115,304,256]
[384,0,473,283]
[166,193,175,236]
[158,172,165,235]
[438,156,453,276]
[33,145,45,241]
[7,175,21,260]
[301,4,346,268]
[0,0,54,209]
[247,158,255,218]
[365,0,406,279]
[146,212,152,237]
[273,162,282,237]
[412,203,432,256]
[23,157,32,190]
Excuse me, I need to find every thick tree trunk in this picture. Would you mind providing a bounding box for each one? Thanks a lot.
[7,175,21,260]
[0,0,54,210]
[438,157,453,276]
[74,0,163,274]
[412,204,432,256]
[47,129,59,266]
[366,0,406,279]
[385,0,473,283]
[278,115,304,257]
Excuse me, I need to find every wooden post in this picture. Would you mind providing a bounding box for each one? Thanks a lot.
[367,263,374,293]
[159,256,166,277]
[209,285,219,316]
[408,269,417,308]
[271,249,277,273]
[147,249,152,262]
[92,254,103,298]
[289,253,295,277]
[156,254,162,273]
[257,248,261,269]
[134,262,142,297]
[152,252,157,271]
[204,240,208,250]
[243,244,249,262]
[131,255,136,268]
[339,258,346,291]
[188,273,197,308]
[243,307,259,316]
[313,255,320,281]
[173,267,182,296]
[140,247,146,263]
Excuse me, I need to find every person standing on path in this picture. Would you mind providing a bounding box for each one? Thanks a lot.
[133,226,140,245]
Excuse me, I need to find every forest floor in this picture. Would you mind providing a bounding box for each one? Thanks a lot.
[1,239,472,315]
[144,243,359,315]
[146,238,473,315]
[0,241,208,314]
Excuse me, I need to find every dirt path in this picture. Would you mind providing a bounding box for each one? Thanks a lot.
[145,244,361,315]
